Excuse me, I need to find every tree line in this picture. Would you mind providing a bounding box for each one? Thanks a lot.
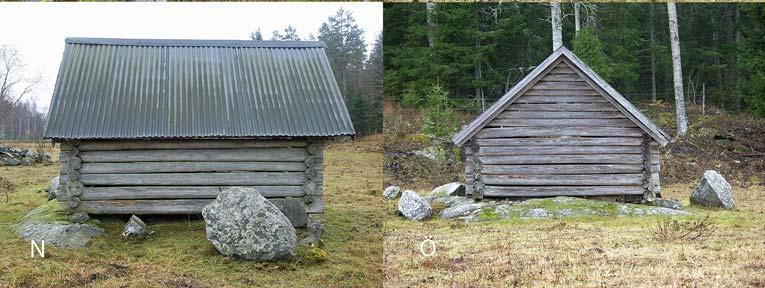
[0,45,44,140]
[383,3,765,120]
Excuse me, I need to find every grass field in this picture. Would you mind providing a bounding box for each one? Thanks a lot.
[383,184,765,287]
[0,136,383,288]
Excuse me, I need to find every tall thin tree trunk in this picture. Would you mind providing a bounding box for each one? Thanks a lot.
[551,2,563,51]
[426,0,436,49]
[667,2,688,137]
[650,3,657,101]
[574,2,581,35]
[702,83,706,116]
[475,5,485,111]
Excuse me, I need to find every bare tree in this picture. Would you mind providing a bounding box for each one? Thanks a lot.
[667,2,687,138]
[649,3,657,102]
[551,2,563,50]
[0,46,41,125]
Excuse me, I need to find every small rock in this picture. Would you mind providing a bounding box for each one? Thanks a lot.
[690,170,735,209]
[383,186,401,200]
[202,187,296,261]
[20,157,34,166]
[440,201,493,219]
[1,157,20,166]
[47,177,60,201]
[524,208,551,218]
[69,213,90,223]
[15,222,103,248]
[397,190,432,221]
[653,198,683,210]
[299,217,324,247]
[429,182,465,197]
[122,215,147,239]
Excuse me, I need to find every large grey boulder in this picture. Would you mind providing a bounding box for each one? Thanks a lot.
[122,215,148,239]
[47,176,60,201]
[384,185,401,200]
[429,182,466,197]
[690,170,735,209]
[202,187,297,261]
[15,222,103,248]
[397,190,432,221]
[1,156,20,166]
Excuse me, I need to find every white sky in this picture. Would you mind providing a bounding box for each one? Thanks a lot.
[0,2,382,113]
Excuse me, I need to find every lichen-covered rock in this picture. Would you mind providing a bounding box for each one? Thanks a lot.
[14,200,102,248]
[653,198,683,210]
[440,200,493,219]
[397,190,432,221]
[69,213,90,223]
[383,185,401,200]
[47,176,60,201]
[20,157,34,166]
[691,170,735,209]
[299,217,325,247]
[122,215,147,239]
[490,197,690,220]
[429,182,465,197]
[202,187,296,261]
[1,157,20,166]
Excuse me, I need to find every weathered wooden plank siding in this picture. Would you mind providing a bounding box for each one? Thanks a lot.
[56,139,325,223]
[469,61,661,199]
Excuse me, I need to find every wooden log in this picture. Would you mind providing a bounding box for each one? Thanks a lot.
[508,103,617,112]
[516,95,607,103]
[79,172,306,186]
[59,151,70,163]
[77,140,308,151]
[305,196,324,213]
[482,174,644,186]
[303,181,323,196]
[464,143,475,197]
[476,127,644,138]
[476,137,643,146]
[79,161,306,174]
[479,145,642,156]
[80,186,304,200]
[487,118,636,127]
[79,148,307,163]
[480,154,643,165]
[482,185,645,197]
[539,74,583,81]
[530,81,592,90]
[523,89,601,96]
[497,111,627,119]
[69,156,83,170]
[549,66,577,74]
[481,164,643,175]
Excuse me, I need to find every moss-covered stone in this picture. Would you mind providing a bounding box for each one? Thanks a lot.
[19,200,69,223]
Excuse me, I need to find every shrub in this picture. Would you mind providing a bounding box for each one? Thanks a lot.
[651,214,717,241]
[421,84,459,138]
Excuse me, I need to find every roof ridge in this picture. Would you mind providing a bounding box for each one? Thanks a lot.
[65,37,326,48]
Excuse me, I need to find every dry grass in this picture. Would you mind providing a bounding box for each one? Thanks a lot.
[383,183,765,287]
[0,136,383,288]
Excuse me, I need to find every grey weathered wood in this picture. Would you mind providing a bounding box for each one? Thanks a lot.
[77,140,308,151]
[476,127,644,138]
[476,137,643,146]
[69,157,83,170]
[530,81,592,90]
[549,66,577,74]
[540,74,583,81]
[508,103,618,112]
[482,174,644,186]
[464,143,475,197]
[641,134,656,201]
[516,95,608,103]
[487,118,636,127]
[480,154,643,165]
[79,148,307,163]
[305,196,324,214]
[523,89,601,96]
[80,186,304,200]
[303,181,323,196]
[79,161,306,174]
[79,172,306,186]
[479,145,641,156]
[482,185,645,197]
[481,164,643,175]
[497,111,627,119]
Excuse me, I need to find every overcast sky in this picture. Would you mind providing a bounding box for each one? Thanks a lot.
[0,2,382,113]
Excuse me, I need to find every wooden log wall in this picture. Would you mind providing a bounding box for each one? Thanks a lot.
[56,139,325,222]
[468,61,661,199]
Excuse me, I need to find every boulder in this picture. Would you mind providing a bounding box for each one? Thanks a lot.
[690,170,735,209]
[47,176,60,201]
[653,198,683,210]
[440,200,493,219]
[1,157,20,166]
[397,190,432,221]
[202,187,296,261]
[69,213,90,223]
[383,185,401,200]
[15,222,103,249]
[429,182,465,197]
[20,157,34,166]
[122,215,148,239]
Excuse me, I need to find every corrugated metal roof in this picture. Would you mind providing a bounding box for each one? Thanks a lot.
[44,37,355,139]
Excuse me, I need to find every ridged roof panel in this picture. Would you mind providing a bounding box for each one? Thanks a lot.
[44,38,354,139]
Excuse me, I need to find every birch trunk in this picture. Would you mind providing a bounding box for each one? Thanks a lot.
[551,2,563,51]
[574,2,581,35]
[426,0,436,49]
[667,2,688,137]
[649,3,657,101]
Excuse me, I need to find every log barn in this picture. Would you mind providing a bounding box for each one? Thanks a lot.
[452,47,670,202]
[43,38,354,227]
